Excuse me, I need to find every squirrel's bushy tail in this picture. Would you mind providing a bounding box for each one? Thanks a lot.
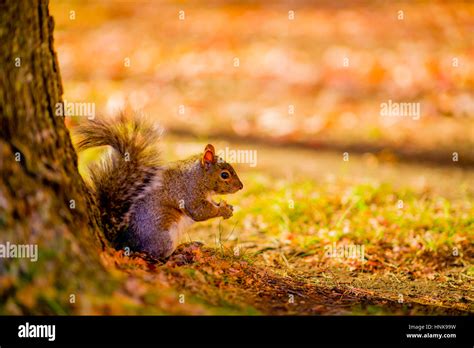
[76,111,163,240]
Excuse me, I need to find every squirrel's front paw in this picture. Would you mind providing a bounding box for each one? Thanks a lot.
[219,201,234,219]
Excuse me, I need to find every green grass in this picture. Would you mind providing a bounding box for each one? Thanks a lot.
[207,174,472,258]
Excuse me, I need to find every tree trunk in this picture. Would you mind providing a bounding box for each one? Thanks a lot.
[0,0,109,314]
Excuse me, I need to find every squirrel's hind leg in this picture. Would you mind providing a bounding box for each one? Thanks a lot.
[128,203,194,259]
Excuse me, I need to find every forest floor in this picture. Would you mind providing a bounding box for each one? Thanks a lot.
[79,135,474,315]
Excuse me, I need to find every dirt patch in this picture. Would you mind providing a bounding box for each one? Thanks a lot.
[108,243,472,315]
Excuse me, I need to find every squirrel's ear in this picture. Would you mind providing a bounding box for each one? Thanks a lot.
[202,144,215,167]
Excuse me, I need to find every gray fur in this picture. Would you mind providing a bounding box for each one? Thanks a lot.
[76,112,243,259]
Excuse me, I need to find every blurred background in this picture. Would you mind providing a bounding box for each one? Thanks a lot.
[51,0,474,166]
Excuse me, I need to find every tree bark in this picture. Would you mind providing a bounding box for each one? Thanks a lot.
[0,0,108,314]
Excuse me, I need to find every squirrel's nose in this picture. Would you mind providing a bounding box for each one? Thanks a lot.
[238,182,243,190]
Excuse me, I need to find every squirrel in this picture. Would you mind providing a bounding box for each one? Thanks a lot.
[76,112,243,259]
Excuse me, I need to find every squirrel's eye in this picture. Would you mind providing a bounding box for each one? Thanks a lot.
[220,171,230,180]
